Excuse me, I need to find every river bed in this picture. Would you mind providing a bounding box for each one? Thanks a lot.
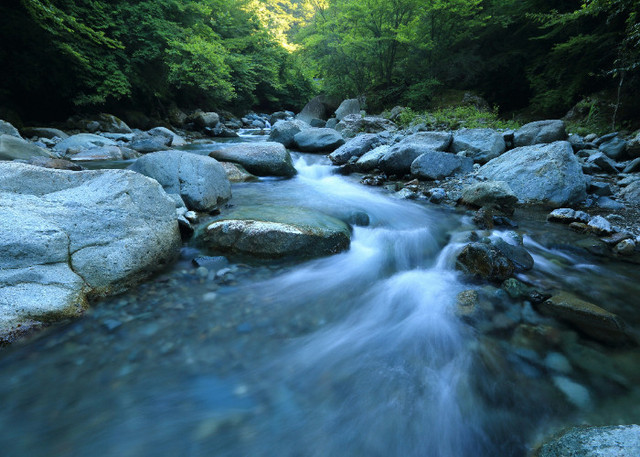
[1,133,639,456]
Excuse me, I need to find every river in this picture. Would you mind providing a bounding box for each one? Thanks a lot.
[0,132,639,456]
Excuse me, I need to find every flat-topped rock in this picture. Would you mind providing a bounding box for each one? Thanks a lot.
[209,142,296,178]
[514,120,566,147]
[198,206,351,259]
[293,128,345,152]
[451,128,506,163]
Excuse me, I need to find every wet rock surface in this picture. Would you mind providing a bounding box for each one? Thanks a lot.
[535,425,640,457]
[209,142,296,178]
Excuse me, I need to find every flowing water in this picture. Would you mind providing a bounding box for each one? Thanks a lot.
[1,133,639,456]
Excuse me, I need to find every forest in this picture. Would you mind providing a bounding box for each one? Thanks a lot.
[1,0,639,129]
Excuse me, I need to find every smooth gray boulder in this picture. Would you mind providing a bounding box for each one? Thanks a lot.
[191,111,220,128]
[599,135,627,160]
[209,142,296,178]
[297,95,337,123]
[148,126,187,147]
[129,132,171,153]
[293,128,345,152]
[0,134,54,160]
[53,133,117,155]
[329,134,383,165]
[0,120,21,138]
[355,145,389,171]
[335,99,361,121]
[410,151,473,180]
[460,181,518,213]
[68,145,124,161]
[536,425,640,457]
[130,150,231,211]
[451,128,506,163]
[478,141,587,207]
[513,120,567,147]
[378,132,451,175]
[619,180,640,204]
[0,163,181,338]
[21,127,69,140]
[198,206,351,259]
[268,119,309,148]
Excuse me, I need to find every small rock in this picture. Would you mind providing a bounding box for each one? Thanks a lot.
[460,181,518,214]
[587,215,613,235]
[456,290,479,319]
[614,239,636,255]
[428,188,446,204]
[547,208,576,223]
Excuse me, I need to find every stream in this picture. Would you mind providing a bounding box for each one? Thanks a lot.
[1,132,639,456]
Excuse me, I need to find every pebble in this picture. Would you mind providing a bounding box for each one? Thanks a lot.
[614,239,636,255]
[196,266,209,278]
[544,352,572,374]
[552,376,592,409]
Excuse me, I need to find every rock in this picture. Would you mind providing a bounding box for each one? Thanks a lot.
[293,128,345,152]
[378,132,452,176]
[586,152,619,174]
[68,145,124,161]
[335,99,361,120]
[130,151,231,211]
[209,142,296,178]
[129,132,171,153]
[0,120,21,138]
[626,132,640,158]
[428,188,446,204]
[538,292,629,345]
[460,181,518,214]
[21,127,69,140]
[547,208,576,223]
[148,126,186,147]
[0,134,54,160]
[552,376,592,409]
[595,196,625,210]
[492,238,534,272]
[0,163,181,337]
[329,134,384,165]
[191,111,220,129]
[167,105,187,127]
[513,120,567,147]
[478,141,587,207]
[53,133,117,155]
[25,157,84,171]
[355,145,389,171]
[335,114,397,138]
[455,242,515,282]
[297,95,336,123]
[269,111,291,125]
[326,118,338,129]
[309,118,326,128]
[599,135,627,160]
[587,215,613,235]
[220,162,259,182]
[451,128,506,163]
[588,181,613,196]
[205,123,239,138]
[268,119,309,148]
[623,157,640,173]
[456,290,480,319]
[67,113,132,133]
[198,206,351,259]
[614,239,636,255]
[619,180,640,203]
[535,425,640,457]
[410,151,473,180]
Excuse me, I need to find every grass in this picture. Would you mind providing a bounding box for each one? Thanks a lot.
[392,106,521,131]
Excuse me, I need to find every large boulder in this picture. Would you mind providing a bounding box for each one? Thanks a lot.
[0,120,22,138]
[67,113,132,134]
[329,133,384,165]
[598,134,627,161]
[209,142,296,178]
[297,95,340,123]
[535,425,640,457]
[68,145,125,162]
[410,151,473,180]
[455,242,515,282]
[335,114,397,138]
[618,180,640,204]
[21,127,69,140]
[130,151,231,211]
[335,99,361,121]
[478,141,587,207]
[268,119,309,148]
[147,126,187,147]
[451,128,506,163]
[53,133,117,155]
[538,292,629,345]
[355,145,389,171]
[460,181,518,213]
[513,120,567,147]
[190,111,220,129]
[0,135,54,160]
[129,132,171,153]
[198,206,351,259]
[0,163,181,338]
[378,132,451,176]
[293,128,345,152]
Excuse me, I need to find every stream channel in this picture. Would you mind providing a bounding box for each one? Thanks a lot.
[1,131,639,456]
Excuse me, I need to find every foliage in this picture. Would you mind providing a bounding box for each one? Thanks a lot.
[0,0,316,120]
[394,106,520,131]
